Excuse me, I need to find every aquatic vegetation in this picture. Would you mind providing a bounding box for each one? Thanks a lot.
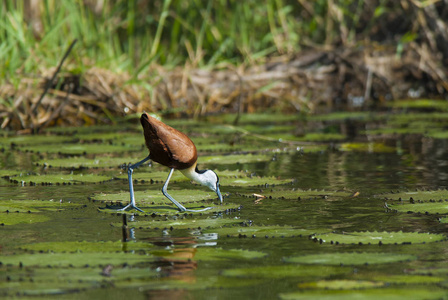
[0,112,447,298]
[285,252,417,265]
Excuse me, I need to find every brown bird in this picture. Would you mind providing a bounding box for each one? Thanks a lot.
[120,113,223,212]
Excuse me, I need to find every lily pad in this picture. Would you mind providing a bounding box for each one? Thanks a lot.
[203,225,316,238]
[298,280,385,289]
[0,199,85,212]
[115,217,240,230]
[201,154,274,165]
[390,201,448,214]
[93,189,218,204]
[339,142,396,153]
[18,143,139,155]
[284,252,417,265]
[8,173,113,185]
[381,190,448,201]
[254,189,353,200]
[2,135,74,146]
[370,274,444,284]
[389,99,448,111]
[279,288,448,300]
[192,247,267,261]
[20,241,154,253]
[0,212,50,225]
[0,252,154,267]
[35,156,132,169]
[313,231,446,244]
[222,264,350,278]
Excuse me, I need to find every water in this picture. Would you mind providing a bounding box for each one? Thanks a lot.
[0,112,448,299]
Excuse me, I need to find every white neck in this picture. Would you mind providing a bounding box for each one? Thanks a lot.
[180,165,203,184]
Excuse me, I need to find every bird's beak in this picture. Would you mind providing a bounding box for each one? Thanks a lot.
[216,186,223,203]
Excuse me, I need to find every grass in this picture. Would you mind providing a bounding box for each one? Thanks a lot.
[1,1,447,132]
[0,0,394,82]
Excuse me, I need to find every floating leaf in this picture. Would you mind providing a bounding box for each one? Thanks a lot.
[0,199,85,212]
[285,252,416,265]
[255,189,353,200]
[114,217,240,230]
[339,142,396,153]
[298,280,385,289]
[390,202,448,214]
[370,274,444,284]
[93,189,218,204]
[389,99,448,111]
[201,154,273,165]
[193,247,267,261]
[313,231,446,244]
[18,143,138,155]
[381,190,448,201]
[0,252,153,267]
[280,288,448,300]
[8,173,113,185]
[35,156,132,169]
[222,264,350,278]
[20,241,154,253]
[203,225,316,238]
[0,212,50,225]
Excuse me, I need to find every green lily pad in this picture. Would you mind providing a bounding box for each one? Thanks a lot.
[298,280,385,289]
[284,252,416,265]
[390,201,448,214]
[101,202,239,215]
[192,247,267,261]
[20,241,154,253]
[201,154,274,165]
[0,252,153,267]
[389,99,448,111]
[0,199,85,212]
[93,189,218,204]
[35,156,132,169]
[339,142,396,153]
[18,143,139,155]
[202,225,316,238]
[381,190,448,201]
[280,288,448,300]
[254,189,353,200]
[313,231,446,244]
[309,111,374,122]
[222,264,350,278]
[8,173,113,185]
[115,217,240,230]
[370,274,444,284]
[427,131,448,139]
[0,212,50,225]
[1,135,74,146]
[0,170,19,177]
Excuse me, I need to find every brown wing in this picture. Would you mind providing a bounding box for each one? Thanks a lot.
[140,113,197,169]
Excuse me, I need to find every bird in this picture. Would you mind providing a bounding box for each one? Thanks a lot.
[119,112,223,213]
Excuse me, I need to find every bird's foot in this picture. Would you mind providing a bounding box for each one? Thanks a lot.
[181,206,214,213]
[117,204,145,213]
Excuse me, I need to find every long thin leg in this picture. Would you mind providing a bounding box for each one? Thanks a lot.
[118,155,151,212]
[162,168,213,212]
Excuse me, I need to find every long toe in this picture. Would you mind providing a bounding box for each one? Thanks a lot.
[183,207,214,212]
[117,205,145,213]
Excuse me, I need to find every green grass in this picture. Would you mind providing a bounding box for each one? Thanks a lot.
[0,0,393,83]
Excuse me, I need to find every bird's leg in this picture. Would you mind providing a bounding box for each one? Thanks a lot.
[118,155,151,213]
[162,168,213,212]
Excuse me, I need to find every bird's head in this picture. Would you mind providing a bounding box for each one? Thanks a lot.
[197,169,223,203]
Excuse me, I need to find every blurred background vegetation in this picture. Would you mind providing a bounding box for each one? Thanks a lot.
[1,0,448,131]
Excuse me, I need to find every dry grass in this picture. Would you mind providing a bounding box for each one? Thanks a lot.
[1,40,447,132]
